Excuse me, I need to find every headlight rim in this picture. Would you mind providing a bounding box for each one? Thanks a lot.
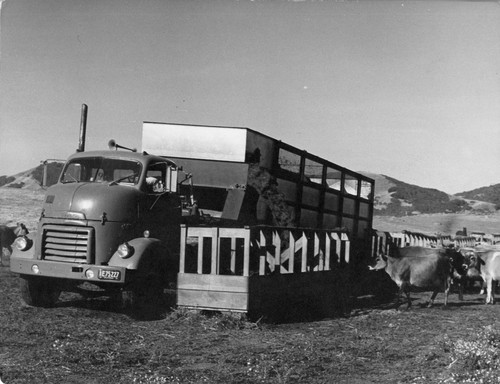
[117,242,134,259]
[14,235,33,252]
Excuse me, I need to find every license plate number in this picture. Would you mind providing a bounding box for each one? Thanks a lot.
[98,269,121,281]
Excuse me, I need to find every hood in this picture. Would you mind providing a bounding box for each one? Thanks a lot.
[43,182,141,222]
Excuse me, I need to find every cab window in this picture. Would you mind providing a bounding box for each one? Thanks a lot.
[145,162,178,193]
[60,157,142,185]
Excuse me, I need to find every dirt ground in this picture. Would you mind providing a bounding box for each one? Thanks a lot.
[2,188,500,383]
[2,262,499,384]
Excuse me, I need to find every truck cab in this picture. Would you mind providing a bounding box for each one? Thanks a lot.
[10,149,195,314]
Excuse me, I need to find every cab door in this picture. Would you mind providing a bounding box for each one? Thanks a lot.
[141,162,182,249]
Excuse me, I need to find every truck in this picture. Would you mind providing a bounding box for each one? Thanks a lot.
[10,105,375,318]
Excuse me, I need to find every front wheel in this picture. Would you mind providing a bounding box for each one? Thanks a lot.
[120,273,165,320]
[20,276,61,307]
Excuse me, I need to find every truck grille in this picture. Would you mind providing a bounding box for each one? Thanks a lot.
[42,225,94,263]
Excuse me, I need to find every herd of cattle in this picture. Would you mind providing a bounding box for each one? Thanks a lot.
[369,243,500,308]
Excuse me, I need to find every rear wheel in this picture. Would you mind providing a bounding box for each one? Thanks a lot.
[20,276,61,307]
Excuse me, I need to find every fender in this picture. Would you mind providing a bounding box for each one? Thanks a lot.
[10,231,37,261]
[108,237,164,270]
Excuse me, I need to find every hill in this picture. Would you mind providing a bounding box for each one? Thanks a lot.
[358,172,499,217]
[456,184,500,211]
[0,162,63,190]
[368,175,471,216]
[1,164,498,218]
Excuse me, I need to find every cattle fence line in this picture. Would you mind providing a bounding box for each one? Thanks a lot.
[369,229,493,258]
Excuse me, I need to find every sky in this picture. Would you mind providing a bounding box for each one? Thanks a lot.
[1,0,499,194]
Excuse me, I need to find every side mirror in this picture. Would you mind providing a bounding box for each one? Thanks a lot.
[165,166,178,193]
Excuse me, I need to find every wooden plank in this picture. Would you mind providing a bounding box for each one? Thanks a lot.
[178,273,249,292]
[342,233,350,263]
[210,227,219,274]
[218,227,248,237]
[301,231,308,272]
[371,234,377,258]
[266,233,275,273]
[230,237,236,273]
[289,231,295,274]
[177,273,250,311]
[187,227,217,237]
[325,232,331,270]
[259,230,266,276]
[197,236,203,274]
[179,225,187,273]
[243,229,250,277]
[177,290,249,311]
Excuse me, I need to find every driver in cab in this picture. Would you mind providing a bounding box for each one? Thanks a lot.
[145,176,164,193]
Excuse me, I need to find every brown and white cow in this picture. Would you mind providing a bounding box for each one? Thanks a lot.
[465,249,500,304]
[369,246,467,308]
[457,247,486,295]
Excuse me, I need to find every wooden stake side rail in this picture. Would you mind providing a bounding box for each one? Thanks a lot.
[179,225,351,277]
[177,225,351,314]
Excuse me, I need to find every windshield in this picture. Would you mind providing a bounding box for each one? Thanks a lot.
[60,157,143,185]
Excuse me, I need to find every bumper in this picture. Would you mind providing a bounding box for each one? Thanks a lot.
[10,257,128,284]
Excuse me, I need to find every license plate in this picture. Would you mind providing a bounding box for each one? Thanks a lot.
[98,269,121,281]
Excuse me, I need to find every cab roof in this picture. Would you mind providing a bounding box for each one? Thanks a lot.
[66,150,177,167]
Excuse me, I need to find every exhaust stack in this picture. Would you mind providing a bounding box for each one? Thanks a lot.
[77,104,88,152]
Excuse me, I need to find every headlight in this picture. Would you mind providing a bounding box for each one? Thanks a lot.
[117,242,134,259]
[15,236,33,251]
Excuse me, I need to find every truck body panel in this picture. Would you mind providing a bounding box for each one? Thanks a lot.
[143,122,374,237]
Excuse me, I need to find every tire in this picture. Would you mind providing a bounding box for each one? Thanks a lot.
[121,272,165,320]
[20,276,61,307]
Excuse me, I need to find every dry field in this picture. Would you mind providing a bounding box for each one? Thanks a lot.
[2,187,500,383]
[0,188,45,232]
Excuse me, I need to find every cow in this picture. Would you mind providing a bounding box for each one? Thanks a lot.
[369,246,467,308]
[457,247,487,295]
[465,249,500,304]
[0,223,28,266]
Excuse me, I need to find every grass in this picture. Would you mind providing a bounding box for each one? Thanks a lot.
[2,260,500,384]
[3,188,500,383]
